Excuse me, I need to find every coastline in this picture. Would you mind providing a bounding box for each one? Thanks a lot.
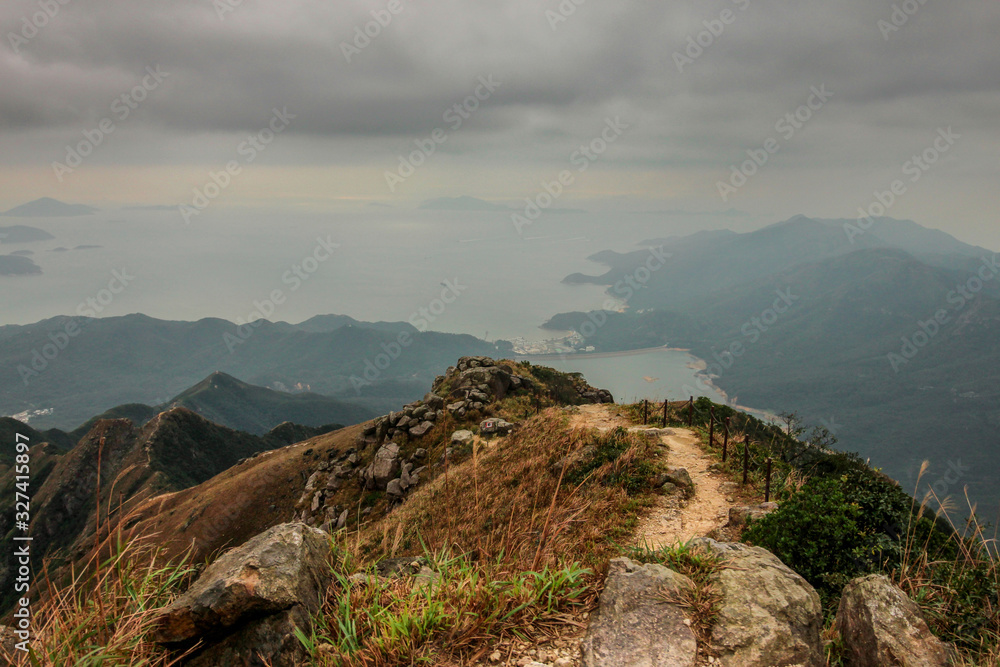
[516,346,778,423]
[514,345,674,362]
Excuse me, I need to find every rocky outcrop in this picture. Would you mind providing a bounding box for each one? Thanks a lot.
[291,445,365,529]
[584,542,823,667]
[578,386,614,404]
[697,538,824,667]
[152,522,332,666]
[359,399,445,447]
[357,356,613,449]
[386,461,426,499]
[835,574,952,667]
[433,357,524,419]
[581,558,698,667]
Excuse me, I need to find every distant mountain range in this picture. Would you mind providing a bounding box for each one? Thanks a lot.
[0,403,343,611]
[155,371,367,435]
[1,197,98,217]
[546,215,1000,516]
[0,313,503,430]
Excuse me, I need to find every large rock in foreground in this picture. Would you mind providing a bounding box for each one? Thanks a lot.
[152,522,332,666]
[696,539,824,667]
[581,557,698,667]
[835,574,951,667]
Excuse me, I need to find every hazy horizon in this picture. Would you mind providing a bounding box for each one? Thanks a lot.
[3,1,999,249]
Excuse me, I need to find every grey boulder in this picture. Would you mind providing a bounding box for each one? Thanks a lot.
[581,557,698,667]
[361,442,401,490]
[698,539,824,667]
[152,522,332,667]
[835,574,951,667]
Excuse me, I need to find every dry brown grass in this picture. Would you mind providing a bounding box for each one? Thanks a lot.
[892,462,1000,665]
[0,529,195,666]
[353,409,657,572]
[302,408,663,665]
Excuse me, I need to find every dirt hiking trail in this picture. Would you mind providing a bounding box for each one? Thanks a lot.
[569,404,731,548]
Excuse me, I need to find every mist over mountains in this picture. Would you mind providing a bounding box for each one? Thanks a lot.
[1,208,997,517]
[546,214,1000,516]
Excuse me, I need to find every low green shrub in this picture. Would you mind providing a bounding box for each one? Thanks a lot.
[564,427,656,494]
[743,477,868,607]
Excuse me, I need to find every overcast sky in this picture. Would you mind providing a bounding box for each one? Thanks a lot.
[1,0,998,246]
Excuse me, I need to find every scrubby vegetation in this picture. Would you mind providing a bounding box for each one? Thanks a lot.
[12,384,998,665]
[299,549,593,666]
[354,411,663,570]
[1,533,195,666]
[321,410,666,664]
[625,397,1000,664]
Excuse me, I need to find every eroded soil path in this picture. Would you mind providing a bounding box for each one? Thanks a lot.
[570,404,731,548]
[475,405,736,667]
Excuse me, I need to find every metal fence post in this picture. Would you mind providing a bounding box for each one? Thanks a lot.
[765,457,773,502]
[742,437,750,485]
[723,417,730,462]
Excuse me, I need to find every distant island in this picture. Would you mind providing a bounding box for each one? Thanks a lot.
[0,224,55,244]
[0,255,42,276]
[2,197,98,217]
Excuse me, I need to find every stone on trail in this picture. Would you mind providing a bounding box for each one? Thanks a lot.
[581,557,698,667]
[695,538,824,667]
